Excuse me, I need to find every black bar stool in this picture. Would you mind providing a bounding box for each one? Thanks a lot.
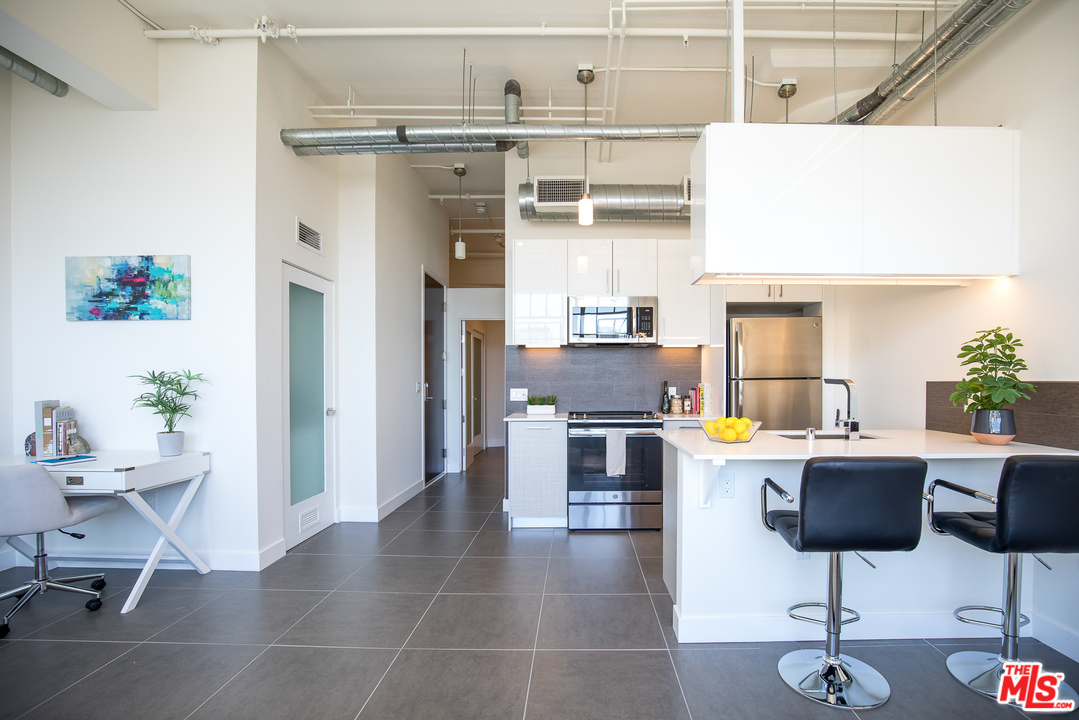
[927,454,1079,706]
[762,456,928,709]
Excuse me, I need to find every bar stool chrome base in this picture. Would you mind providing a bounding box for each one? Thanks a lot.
[778,649,890,709]
[946,651,1079,709]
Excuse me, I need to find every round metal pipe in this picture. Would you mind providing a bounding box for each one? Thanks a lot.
[281,123,705,147]
[0,46,68,98]
[291,142,499,156]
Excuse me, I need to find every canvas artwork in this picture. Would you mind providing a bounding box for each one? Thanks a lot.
[65,255,192,321]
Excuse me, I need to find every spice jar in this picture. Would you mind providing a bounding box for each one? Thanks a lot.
[670,396,683,414]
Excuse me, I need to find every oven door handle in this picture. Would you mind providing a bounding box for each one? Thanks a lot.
[568,428,660,437]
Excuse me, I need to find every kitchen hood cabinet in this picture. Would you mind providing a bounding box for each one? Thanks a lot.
[568,238,658,297]
[690,123,1018,283]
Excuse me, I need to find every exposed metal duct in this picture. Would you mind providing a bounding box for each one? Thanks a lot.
[836,0,1032,124]
[519,181,689,223]
[280,123,704,154]
[293,142,502,156]
[503,79,529,159]
[0,46,68,98]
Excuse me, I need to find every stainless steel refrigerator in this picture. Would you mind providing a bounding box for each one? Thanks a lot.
[727,317,823,430]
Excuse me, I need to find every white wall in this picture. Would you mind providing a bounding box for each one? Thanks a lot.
[484,321,506,447]
[253,43,340,566]
[337,158,379,521]
[446,288,506,472]
[0,71,12,457]
[837,0,1079,660]
[7,42,262,570]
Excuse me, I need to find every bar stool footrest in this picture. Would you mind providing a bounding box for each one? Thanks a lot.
[953,604,1030,630]
[788,601,861,626]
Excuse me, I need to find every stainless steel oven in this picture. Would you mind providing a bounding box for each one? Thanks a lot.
[567,411,663,530]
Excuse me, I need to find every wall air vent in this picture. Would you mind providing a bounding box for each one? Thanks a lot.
[299,507,319,533]
[534,176,585,208]
[296,217,323,254]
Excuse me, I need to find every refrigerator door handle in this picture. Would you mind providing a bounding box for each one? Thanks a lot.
[732,322,744,380]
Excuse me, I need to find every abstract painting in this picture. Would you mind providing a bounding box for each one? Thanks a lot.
[65,255,191,321]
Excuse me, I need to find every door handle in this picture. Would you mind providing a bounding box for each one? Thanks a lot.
[325,408,336,417]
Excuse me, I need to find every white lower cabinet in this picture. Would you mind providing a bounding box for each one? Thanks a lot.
[508,421,567,526]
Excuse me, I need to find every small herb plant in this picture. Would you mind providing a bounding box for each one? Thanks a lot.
[527,394,557,406]
[132,370,208,433]
[950,327,1035,411]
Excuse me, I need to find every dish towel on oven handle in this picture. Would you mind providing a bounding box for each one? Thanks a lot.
[606,429,627,477]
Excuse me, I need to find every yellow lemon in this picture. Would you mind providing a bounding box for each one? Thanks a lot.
[724,417,736,428]
[715,416,728,426]
[740,417,752,426]
[704,420,717,435]
[732,420,747,434]
[737,430,751,441]
[720,427,738,442]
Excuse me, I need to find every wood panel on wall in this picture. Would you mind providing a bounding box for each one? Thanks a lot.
[926,381,1079,451]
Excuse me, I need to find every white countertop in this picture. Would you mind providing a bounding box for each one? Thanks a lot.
[656,427,1078,461]
[504,413,568,422]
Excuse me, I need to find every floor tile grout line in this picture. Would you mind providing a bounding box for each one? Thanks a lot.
[181,644,276,720]
[635,541,695,720]
[352,525,484,719]
[521,531,555,720]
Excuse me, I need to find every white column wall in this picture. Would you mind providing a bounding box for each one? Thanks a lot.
[337,158,379,521]
[838,1,1079,660]
[373,154,449,515]
[0,70,13,569]
[7,42,262,570]
[253,43,340,567]
[446,288,505,472]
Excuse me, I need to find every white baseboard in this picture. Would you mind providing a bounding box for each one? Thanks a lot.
[510,517,567,529]
[1033,613,1079,663]
[339,505,380,523]
[2,545,266,572]
[377,480,425,520]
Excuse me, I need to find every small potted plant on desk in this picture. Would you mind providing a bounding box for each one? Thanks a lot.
[132,370,208,456]
[526,394,557,415]
[950,327,1035,445]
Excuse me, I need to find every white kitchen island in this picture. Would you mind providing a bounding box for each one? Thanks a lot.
[657,428,1079,646]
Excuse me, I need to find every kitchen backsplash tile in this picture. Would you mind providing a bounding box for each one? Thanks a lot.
[505,346,702,414]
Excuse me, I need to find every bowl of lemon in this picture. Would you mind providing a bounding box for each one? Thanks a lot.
[700,416,761,443]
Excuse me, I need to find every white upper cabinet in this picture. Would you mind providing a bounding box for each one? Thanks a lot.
[568,238,658,297]
[691,123,1018,281]
[512,238,567,346]
[658,238,710,346]
[861,126,1017,276]
[725,284,823,303]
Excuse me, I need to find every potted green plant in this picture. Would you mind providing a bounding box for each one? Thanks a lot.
[132,370,208,456]
[949,327,1035,445]
[526,394,557,415]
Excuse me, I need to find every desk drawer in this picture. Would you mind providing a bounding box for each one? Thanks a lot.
[50,470,130,492]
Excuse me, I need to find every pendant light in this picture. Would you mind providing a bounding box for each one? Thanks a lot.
[577,65,595,226]
[454,165,467,259]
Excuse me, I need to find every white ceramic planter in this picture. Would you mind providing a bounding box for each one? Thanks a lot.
[157,431,185,457]
[526,405,556,415]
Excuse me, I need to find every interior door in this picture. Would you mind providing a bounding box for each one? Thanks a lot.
[283,264,335,549]
[464,326,485,468]
[423,272,446,484]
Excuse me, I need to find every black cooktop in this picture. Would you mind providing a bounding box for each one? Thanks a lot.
[567,410,661,423]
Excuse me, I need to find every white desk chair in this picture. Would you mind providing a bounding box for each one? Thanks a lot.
[0,464,120,638]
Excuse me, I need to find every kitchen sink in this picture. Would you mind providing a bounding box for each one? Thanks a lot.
[769,431,882,440]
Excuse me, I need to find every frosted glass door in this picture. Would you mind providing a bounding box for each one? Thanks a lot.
[289,283,324,505]
[283,264,335,549]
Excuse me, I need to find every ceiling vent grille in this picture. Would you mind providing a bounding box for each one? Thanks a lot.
[535,177,585,207]
[299,507,319,533]
[296,218,323,254]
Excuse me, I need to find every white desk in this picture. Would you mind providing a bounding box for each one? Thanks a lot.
[1,451,211,613]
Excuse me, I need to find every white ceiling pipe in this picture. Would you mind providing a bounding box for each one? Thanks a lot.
[145,26,922,43]
[732,0,745,124]
[450,229,507,235]
[429,194,506,200]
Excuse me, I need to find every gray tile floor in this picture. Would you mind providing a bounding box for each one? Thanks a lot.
[1,447,1077,719]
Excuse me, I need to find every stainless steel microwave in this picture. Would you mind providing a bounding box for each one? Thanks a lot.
[568,296,658,345]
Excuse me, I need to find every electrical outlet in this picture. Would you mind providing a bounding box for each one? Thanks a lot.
[145,492,157,511]
[510,388,528,402]
[717,473,734,498]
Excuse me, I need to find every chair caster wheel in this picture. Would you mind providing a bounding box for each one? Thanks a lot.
[85,599,102,612]
[0,623,9,638]
[91,579,106,591]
